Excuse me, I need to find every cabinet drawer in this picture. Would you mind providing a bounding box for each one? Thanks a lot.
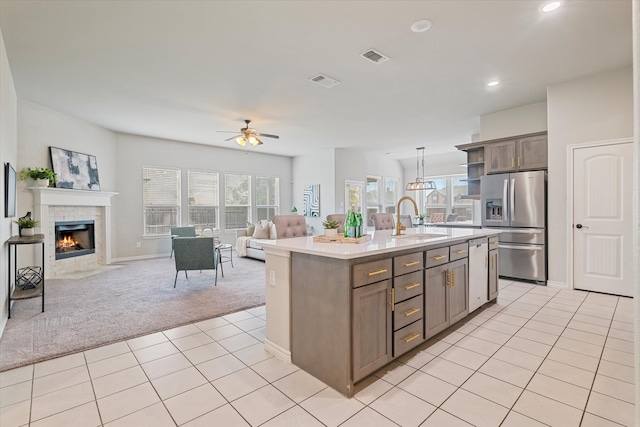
[393,319,423,357]
[449,242,469,261]
[425,247,449,268]
[394,270,423,302]
[394,295,423,331]
[353,259,393,288]
[393,252,423,276]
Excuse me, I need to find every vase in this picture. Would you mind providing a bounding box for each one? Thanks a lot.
[36,178,49,187]
[21,228,35,237]
[324,228,338,238]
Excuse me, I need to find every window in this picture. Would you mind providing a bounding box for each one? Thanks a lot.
[143,166,180,235]
[256,176,279,221]
[225,173,251,229]
[384,177,398,213]
[188,170,219,230]
[366,176,382,226]
[419,174,475,223]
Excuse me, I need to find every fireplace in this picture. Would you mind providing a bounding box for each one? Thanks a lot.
[55,220,96,260]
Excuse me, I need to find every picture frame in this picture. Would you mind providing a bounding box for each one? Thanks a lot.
[303,184,320,217]
[5,162,17,217]
[49,147,101,191]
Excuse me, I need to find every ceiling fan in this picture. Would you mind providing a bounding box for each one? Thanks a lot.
[217,119,279,147]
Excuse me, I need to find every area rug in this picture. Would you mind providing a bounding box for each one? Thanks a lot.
[0,255,265,372]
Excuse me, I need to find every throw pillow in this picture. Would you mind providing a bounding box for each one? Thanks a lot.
[270,221,277,240]
[246,222,256,236]
[253,220,271,239]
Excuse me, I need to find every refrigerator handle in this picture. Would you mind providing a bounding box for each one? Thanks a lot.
[510,178,515,222]
[502,178,508,220]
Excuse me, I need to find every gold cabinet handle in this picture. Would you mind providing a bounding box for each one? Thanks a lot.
[402,261,420,267]
[454,249,467,254]
[403,333,420,343]
[404,283,420,290]
[368,268,388,277]
[388,288,395,311]
[491,256,495,270]
[490,241,498,246]
[432,255,447,260]
[450,270,455,287]
[404,308,420,317]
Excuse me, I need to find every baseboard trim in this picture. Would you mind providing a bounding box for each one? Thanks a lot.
[546,281,568,289]
[112,254,169,263]
[265,339,292,363]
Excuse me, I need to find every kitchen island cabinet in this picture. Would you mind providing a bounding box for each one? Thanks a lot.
[263,227,499,397]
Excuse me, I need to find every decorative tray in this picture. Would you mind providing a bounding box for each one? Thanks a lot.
[313,234,372,244]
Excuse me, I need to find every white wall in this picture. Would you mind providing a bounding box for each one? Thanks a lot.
[547,66,633,286]
[292,149,335,234]
[480,101,548,140]
[0,29,18,335]
[114,133,293,258]
[334,148,404,215]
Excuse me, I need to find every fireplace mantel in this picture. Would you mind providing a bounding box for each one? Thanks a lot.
[30,187,118,207]
[30,187,118,278]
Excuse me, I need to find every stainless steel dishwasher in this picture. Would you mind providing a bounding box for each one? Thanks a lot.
[468,237,488,313]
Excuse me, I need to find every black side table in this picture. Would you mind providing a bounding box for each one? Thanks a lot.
[7,234,45,318]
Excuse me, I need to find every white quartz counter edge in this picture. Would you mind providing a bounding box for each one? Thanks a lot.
[261,228,500,260]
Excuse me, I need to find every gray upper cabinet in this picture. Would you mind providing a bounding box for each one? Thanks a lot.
[485,133,548,174]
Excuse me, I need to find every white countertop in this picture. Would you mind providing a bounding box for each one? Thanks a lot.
[262,227,500,260]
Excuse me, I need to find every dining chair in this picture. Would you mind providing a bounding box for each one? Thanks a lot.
[371,213,395,230]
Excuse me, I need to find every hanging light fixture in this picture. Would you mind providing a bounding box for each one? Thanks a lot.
[406,147,436,191]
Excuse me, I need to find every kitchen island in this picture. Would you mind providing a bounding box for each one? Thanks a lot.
[262,227,500,397]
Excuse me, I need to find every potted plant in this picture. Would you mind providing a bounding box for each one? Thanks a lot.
[322,219,340,238]
[15,217,39,237]
[291,206,298,214]
[417,213,426,224]
[19,167,58,187]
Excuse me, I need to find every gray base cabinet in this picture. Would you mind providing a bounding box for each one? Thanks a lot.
[353,279,392,382]
[489,248,499,300]
[425,258,469,339]
[290,238,487,397]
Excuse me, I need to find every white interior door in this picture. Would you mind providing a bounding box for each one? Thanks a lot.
[572,141,633,297]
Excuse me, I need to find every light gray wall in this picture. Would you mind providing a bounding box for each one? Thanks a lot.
[292,148,335,234]
[16,99,118,214]
[334,148,403,213]
[547,66,633,286]
[114,133,293,258]
[0,29,18,334]
[480,101,548,140]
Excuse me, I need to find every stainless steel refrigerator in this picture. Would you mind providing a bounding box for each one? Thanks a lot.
[481,170,547,284]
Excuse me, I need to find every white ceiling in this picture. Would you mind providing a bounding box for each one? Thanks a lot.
[0,1,632,163]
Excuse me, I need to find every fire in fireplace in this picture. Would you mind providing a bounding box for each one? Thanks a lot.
[55,220,96,260]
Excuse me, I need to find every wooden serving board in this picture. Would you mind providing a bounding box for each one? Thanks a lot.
[313,234,372,244]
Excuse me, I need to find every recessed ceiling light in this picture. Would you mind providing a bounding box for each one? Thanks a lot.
[486,80,500,87]
[385,152,393,155]
[542,1,561,13]
[411,19,432,33]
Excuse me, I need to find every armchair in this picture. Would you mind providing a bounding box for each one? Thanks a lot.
[170,226,196,258]
[173,236,220,287]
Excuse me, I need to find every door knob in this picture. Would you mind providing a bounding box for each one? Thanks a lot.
[576,224,588,229]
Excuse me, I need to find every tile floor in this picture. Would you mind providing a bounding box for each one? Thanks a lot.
[0,280,636,426]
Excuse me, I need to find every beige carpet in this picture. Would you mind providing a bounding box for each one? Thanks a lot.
[0,255,265,372]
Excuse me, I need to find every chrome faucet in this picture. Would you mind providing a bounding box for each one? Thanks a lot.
[396,196,419,235]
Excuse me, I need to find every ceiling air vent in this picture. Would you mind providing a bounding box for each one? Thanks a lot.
[361,49,389,64]
[309,74,341,88]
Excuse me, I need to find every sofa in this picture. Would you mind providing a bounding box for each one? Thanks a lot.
[236,214,308,261]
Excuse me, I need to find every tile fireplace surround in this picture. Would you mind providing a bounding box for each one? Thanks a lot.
[30,187,117,278]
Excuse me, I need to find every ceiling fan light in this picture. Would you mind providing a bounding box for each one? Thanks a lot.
[248,136,257,145]
[235,136,247,147]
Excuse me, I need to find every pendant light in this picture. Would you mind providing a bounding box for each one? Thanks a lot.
[406,147,436,191]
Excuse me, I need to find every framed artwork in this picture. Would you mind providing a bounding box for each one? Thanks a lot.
[5,162,16,217]
[303,184,320,217]
[49,147,101,190]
